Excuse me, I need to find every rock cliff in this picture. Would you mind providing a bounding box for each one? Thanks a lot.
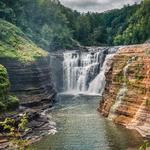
[0,20,56,108]
[99,44,150,137]
[0,57,56,107]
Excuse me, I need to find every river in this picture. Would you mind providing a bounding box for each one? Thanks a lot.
[32,94,143,150]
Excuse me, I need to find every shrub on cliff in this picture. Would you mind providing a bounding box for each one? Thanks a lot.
[0,114,33,150]
[6,95,19,110]
[0,64,19,112]
[0,101,6,112]
[0,64,10,99]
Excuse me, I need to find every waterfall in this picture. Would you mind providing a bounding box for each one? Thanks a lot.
[88,54,115,94]
[63,47,118,94]
[108,56,136,120]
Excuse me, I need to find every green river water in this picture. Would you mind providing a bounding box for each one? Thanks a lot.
[32,94,143,150]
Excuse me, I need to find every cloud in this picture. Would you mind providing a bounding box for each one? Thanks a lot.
[60,0,142,12]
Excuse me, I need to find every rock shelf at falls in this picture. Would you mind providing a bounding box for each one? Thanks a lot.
[99,44,150,138]
[63,47,119,95]
[60,44,150,138]
[58,44,150,138]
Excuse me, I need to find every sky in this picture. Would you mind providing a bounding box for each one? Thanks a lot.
[60,0,142,12]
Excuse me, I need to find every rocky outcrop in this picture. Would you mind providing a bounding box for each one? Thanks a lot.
[49,52,64,92]
[0,108,57,149]
[0,56,56,108]
[0,19,56,149]
[0,19,56,108]
[99,44,150,137]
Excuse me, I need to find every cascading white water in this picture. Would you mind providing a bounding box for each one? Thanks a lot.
[88,54,115,94]
[63,47,118,94]
[108,56,136,120]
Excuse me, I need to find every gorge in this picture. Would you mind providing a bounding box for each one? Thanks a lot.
[0,34,150,149]
[32,44,150,150]
[99,44,150,138]
[0,0,150,149]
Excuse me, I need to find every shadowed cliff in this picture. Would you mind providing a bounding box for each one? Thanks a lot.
[0,19,56,108]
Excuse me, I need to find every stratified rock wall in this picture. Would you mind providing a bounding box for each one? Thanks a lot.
[99,44,150,137]
[49,52,64,92]
[0,56,56,106]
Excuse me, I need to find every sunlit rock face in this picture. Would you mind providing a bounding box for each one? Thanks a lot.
[0,56,56,107]
[99,44,150,137]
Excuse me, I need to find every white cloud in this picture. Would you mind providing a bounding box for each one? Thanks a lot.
[60,0,142,12]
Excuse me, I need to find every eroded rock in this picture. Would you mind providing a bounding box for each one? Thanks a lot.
[99,44,150,137]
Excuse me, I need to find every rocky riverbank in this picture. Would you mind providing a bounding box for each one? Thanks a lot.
[0,20,58,149]
[0,56,57,149]
[99,44,150,138]
[0,56,56,105]
[0,108,57,149]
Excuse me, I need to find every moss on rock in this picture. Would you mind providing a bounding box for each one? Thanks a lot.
[0,64,19,112]
[0,64,10,101]
[0,19,48,63]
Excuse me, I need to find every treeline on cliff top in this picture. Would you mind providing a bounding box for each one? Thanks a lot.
[0,0,150,51]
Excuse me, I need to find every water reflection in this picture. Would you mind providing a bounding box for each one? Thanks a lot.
[32,94,143,150]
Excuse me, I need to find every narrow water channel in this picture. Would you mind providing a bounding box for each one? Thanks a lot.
[32,94,143,150]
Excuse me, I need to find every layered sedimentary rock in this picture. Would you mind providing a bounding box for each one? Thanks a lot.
[0,20,56,107]
[0,56,56,107]
[49,52,64,92]
[99,44,150,137]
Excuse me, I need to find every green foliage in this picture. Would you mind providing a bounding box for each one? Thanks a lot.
[7,95,19,110]
[114,0,150,45]
[0,0,76,51]
[134,64,144,80]
[139,140,150,150]
[0,64,10,102]
[114,75,124,83]
[146,98,150,107]
[0,1,15,23]
[0,64,19,112]
[145,48,150,55]
[0,101,6,111]
[0,0,149,48]
[0,114,35,150]
[0,19,48,62]
[135,74,144,80]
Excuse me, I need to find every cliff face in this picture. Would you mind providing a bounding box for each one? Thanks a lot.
[0,57,56,107]
[0,20,56,108]
[99,44,150,137]
[49,52,64,92]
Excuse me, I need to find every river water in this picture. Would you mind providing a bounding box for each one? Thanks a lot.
[32,94,143,150]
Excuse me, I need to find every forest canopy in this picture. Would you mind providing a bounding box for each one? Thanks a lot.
[0,0,150,51]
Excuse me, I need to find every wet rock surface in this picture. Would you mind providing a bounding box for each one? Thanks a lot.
[0,56,56,104]
[99,44,150,137]
[0,108,56,149]
[0,55,57,149]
